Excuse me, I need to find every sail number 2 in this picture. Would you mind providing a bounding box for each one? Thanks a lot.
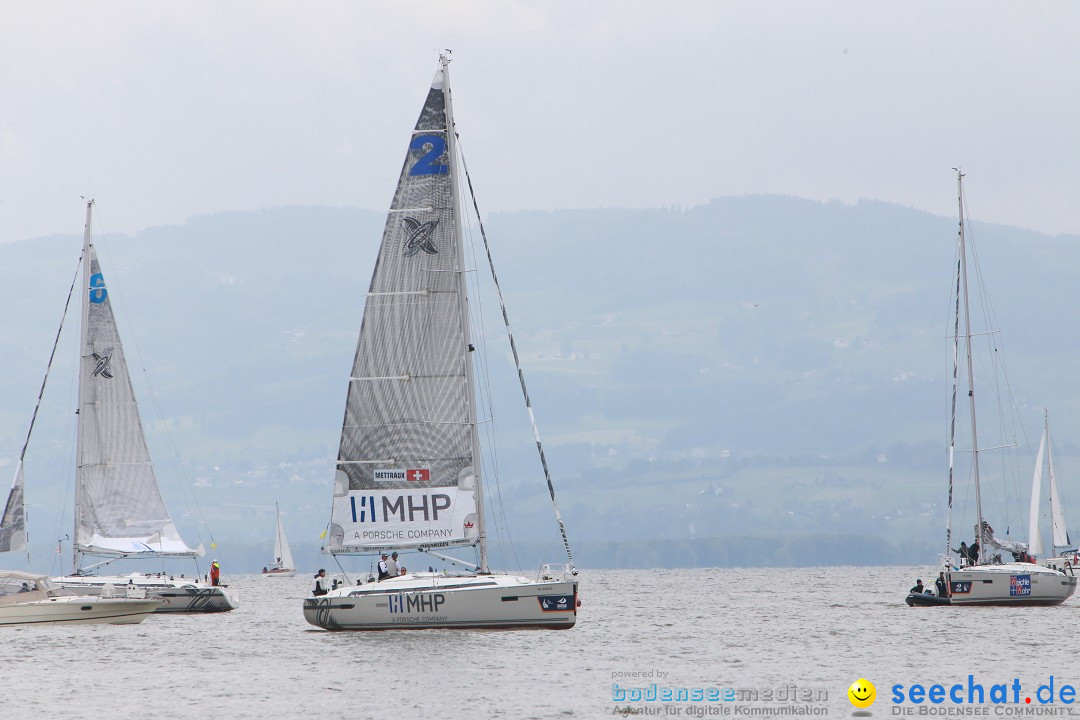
[409,134,449,176]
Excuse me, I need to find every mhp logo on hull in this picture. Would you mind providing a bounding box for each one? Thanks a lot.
[389,593,446,614]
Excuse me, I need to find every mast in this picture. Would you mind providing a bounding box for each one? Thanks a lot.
[956,171,986,564]
[275,502,283,564]
[73,199,94,574]
[441,54,488,573]
[945,215,963,566]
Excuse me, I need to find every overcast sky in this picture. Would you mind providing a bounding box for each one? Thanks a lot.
[2,2,1079,243]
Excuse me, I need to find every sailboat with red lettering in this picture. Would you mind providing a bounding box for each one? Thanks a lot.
[906,172,1075,607]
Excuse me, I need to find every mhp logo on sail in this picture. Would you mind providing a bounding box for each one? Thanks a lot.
[389,593,446,614]
[350,493,452,523]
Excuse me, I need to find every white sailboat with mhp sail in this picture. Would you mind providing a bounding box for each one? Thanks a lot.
[303,56,578,631]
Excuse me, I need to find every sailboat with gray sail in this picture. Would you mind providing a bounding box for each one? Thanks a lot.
[303,55,578,630]
[3,201,237,612]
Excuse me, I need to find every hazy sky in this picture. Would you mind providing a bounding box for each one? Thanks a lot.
[2,2,1079,243]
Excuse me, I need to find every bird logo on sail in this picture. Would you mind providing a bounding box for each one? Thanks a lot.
[92,347,115,379]
[401,217,439,257]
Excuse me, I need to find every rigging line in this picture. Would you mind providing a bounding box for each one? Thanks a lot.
[459,163,520,571]
[457,144,575,572]
[8,252,84,565]
[458,172,520,571]
[51,307,82,577]
[14,254,82,467]
[965,210,1031,534]
[966,218,1026,464]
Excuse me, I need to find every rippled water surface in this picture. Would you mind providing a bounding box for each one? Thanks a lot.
[5,566,1077,718]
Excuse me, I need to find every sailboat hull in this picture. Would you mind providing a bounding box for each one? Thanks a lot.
[53,574,240,613]
[262,569,295,578]
[906,564,1076,607]
[303,573,578,631]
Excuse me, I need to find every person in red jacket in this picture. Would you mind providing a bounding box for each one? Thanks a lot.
[209,560,221,586]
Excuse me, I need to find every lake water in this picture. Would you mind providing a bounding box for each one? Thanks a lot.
[4,566,1077,718]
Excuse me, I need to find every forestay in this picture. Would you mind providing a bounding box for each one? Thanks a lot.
[328,66,480,553]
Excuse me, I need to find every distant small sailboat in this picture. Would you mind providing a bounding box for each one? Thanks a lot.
[1028,411,1078,573]
[263,503,295,577]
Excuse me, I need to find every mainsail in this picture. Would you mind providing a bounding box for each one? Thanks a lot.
[1028,428,1047,556]
[74,203,197,560]
[328,65,481,554]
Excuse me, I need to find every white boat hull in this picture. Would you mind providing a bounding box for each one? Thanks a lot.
[0,595,161,626]
[262,569,295,578]
[303,573,578,630]
[924,564,1076,606]
[53,574,240,613]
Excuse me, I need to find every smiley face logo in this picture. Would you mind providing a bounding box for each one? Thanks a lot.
[848,678,876,708]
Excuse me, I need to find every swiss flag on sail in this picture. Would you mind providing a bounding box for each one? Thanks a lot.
[406,468,431,482]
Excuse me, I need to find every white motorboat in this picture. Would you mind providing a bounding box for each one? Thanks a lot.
[0,570,161,626]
